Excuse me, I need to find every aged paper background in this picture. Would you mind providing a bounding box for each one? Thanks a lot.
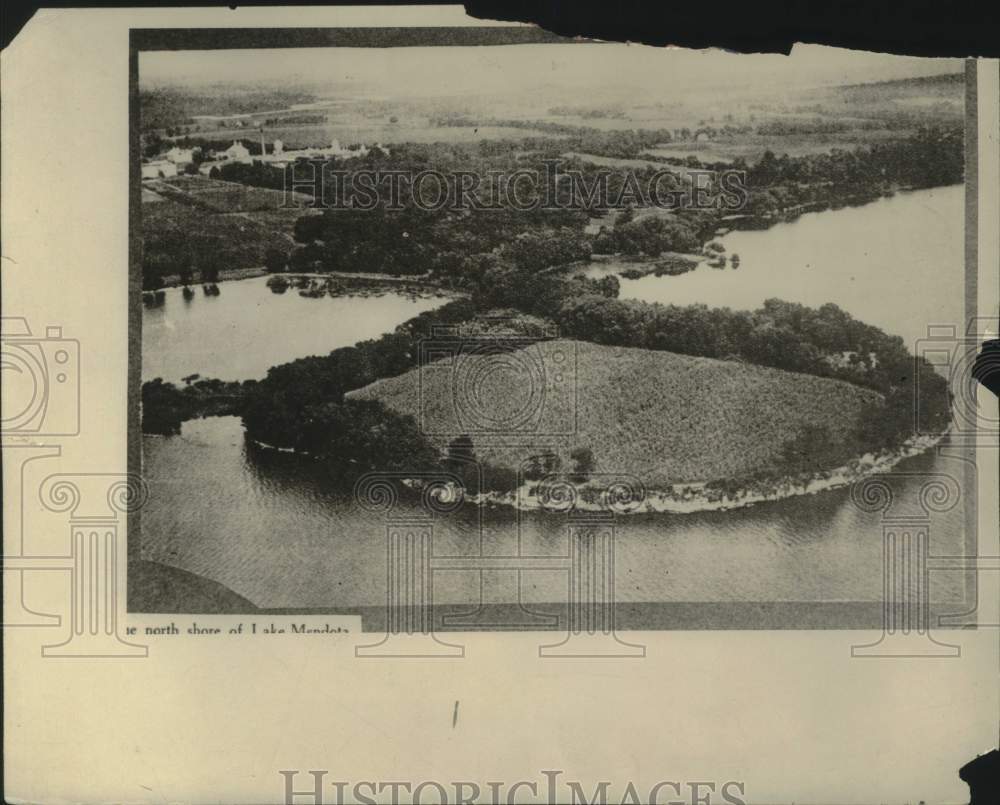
[3,6,999,803]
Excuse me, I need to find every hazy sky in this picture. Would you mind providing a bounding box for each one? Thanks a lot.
[140,42,962,102]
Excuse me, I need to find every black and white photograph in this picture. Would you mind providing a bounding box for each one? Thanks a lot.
[132,30,978,632]
[3,7,1000,805]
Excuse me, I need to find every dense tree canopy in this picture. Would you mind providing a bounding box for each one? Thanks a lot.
[142,123,960,490]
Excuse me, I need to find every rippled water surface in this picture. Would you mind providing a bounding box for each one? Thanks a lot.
[141,187,972,614]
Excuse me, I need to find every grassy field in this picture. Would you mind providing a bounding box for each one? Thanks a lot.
[156,175,312,213]
[347,340,881,487]
[184,120,568,149]
[641,128,925,164]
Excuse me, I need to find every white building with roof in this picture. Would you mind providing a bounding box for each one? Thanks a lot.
[165,146,195,164]
[141,160,178,179]
[223,140,252,163]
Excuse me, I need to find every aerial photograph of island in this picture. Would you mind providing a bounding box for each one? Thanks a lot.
[132,34,971,629]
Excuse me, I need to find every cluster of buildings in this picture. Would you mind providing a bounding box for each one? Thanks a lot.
[140,145,198,179]
[141,131,389,180]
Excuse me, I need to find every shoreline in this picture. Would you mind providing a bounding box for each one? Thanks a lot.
[582,252,707,278]
[156,266,446,291]
[570,186,935,276]
[271,271,463,300]
[152,183,952,291]
[720,183,927,234]
[158,266,269,288]
[454,433,944,515]
[245,429,946,516]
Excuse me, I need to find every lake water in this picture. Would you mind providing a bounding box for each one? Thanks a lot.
[142,276,450,382]
[140,187,975,625]
[590,185,964,350]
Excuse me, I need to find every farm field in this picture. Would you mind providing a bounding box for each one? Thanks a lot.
[347,339,881,488]
[562,152,672,170]
[561,152,710,181]
[150,72,963,171]
[185,120,569,149]
[153,175,313,213]
[642,128,925,164]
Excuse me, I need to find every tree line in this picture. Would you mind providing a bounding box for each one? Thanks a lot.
[142,127,959,483]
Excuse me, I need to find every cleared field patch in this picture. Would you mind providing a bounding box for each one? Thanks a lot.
[188,120,568,149]
[348,340,881,488]
[562,152,670,170]
[643,127,923,165]
[157,175,312,213]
